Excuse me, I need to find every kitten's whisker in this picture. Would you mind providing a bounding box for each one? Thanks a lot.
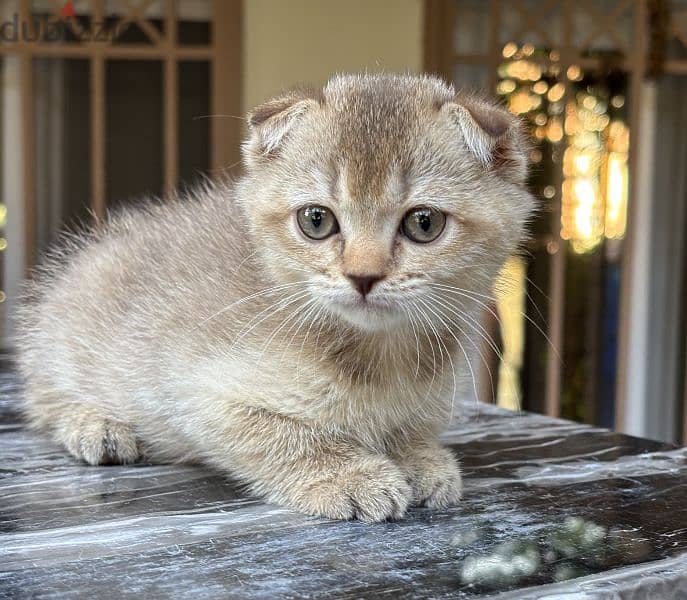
[227,289,311,356]
[408,301,438,401]
[295,302,327,383]
[525,275,552,303]
[428,286,531,409]
[429,292,503,359]
[416,297,461,424]
[427,292,498,405]
[429,293,522,409]
[228,288,309,346]
[193,113,246,121]
[230,248,261,278]
[429,282,497,304]
[314,308,329,361]
[277,298,321,373]
[429,282,561,361]
[523,288,548,330]
[196,281,305,328]
[255,297,318,375]
[493,274,549,332]
[402,305,422,379]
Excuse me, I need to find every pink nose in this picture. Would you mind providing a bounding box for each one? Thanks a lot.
[345,274,383,298]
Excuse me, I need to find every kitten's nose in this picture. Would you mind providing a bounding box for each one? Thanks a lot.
[346,273,383,298]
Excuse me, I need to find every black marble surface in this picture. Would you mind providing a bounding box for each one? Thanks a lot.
[1,362,687,599]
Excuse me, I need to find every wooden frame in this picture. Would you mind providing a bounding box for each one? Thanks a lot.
[3,0,242,271]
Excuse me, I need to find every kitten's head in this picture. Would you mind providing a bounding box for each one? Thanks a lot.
[239,74,534,331]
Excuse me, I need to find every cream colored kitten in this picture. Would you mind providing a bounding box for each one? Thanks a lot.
[15,74,533,522]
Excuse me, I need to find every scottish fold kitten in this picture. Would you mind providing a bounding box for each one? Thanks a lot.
[15,74,533,521]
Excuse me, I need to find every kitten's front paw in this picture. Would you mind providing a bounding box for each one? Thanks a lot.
[293,455,412,522]
[397,445,462,509]
[60,413,140,466]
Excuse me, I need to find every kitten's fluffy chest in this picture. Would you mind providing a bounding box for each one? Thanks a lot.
[186,312,458,445]
[264,327,456,440]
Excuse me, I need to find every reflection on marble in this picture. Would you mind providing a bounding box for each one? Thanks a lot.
[1,362,687,599]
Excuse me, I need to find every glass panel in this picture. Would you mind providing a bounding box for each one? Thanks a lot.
[498,0,562,49]
[106,60,163,207]
[572,0,633,54]
[673,5,687,43]
[106,0,164,45]
[177,0,211,45]
[667,1,687,61]
[495,45,630,423]
[178,61,210,189]
[453,63,489,91]
[453,0,490,56]
[33,58,91,256]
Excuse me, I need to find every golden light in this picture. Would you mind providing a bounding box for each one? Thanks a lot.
[502,42,518,58]
[565,112,579,136]
[505,60,542,81]
[574,153,593,175]
[0,238,7,251]
[533,80,548,94]
[522,42,535,56]
[546,118,564,143]
[548,82,565,102]
[567,65,582,81]
[497,79,517,94]
[609,120,630,152]
[528,64,542,80]
[0,291,6,303]
[509,90,541,114]
[582,95,597,110]
[493,257,527,410]
[573,180,596,236]
[496,45,630,256]
[604,152,628,239]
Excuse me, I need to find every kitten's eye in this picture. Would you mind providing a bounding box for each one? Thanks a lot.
[296,205,340,240]
[401,207,446,243]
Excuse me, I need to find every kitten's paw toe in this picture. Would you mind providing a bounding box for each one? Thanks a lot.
[421,463,463,509]
[401,446,463,508]
[62,415,139,465]
[296,456,412,522]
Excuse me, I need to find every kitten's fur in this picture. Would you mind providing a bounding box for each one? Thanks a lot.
[15,74,533,521]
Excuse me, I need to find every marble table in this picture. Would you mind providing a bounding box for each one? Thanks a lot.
[1,363,687,599]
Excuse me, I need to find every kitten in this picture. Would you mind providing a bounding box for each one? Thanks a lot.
[15,74,533,522]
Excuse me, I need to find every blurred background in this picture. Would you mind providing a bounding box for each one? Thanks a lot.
[0,0,685,444]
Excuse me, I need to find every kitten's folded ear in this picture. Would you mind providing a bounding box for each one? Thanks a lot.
[443,97,529,184]
[243,89,320,169]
